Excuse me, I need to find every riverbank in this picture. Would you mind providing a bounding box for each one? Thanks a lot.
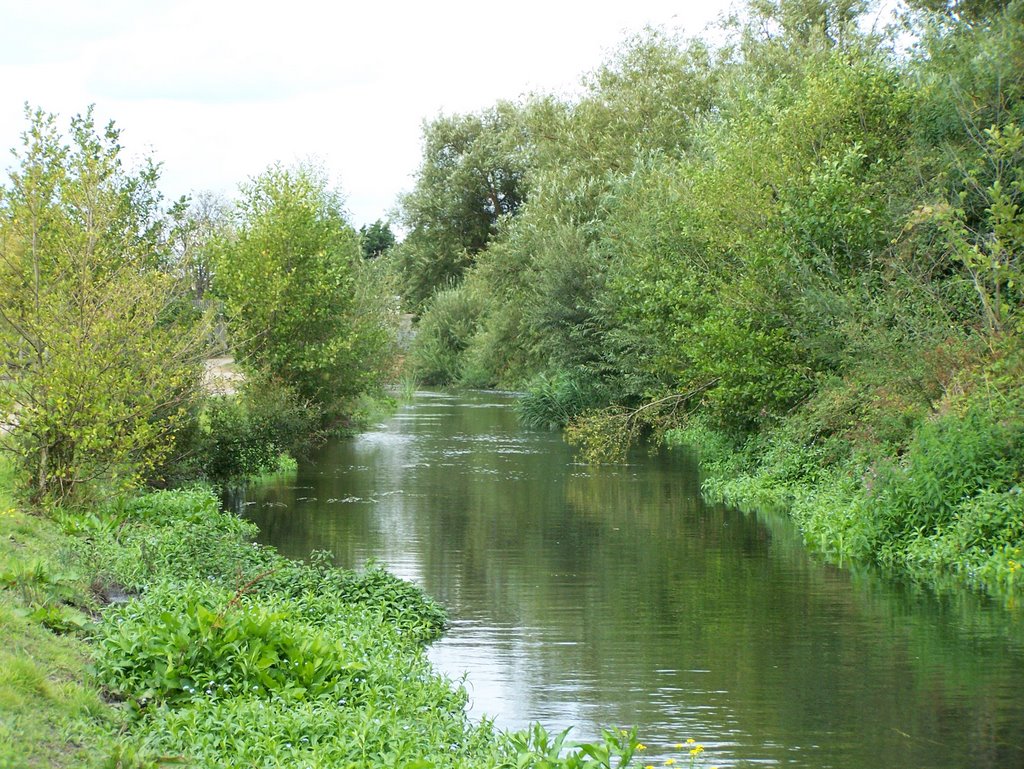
[0,480,496,766]
[1,469,682,768]
[663,339,1024,600]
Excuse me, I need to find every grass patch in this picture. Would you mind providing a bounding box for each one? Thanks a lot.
[0,464,126,768]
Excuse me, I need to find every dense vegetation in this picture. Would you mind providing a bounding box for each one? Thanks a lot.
[395,0,1024,594]
[213,165,397,433]
[1,0,1021,764]
[0,108,212,504]
[0,73,709,769]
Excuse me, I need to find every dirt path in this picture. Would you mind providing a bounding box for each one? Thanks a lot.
[203,356,243,395]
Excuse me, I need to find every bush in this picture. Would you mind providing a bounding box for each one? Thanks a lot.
[516,372,604,430]
[195,378,319,483]
[212,163,399,439]
[409,284,484,385]
[872,408,1022,542]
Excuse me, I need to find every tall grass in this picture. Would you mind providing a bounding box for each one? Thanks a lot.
[0,456,13,510]
[516,373,600,431]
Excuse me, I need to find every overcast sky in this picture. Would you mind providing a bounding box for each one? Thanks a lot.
[0,1,738,227]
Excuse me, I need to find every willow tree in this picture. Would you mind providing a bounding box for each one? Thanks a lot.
[0,108,211,504]
[393,102,527,311]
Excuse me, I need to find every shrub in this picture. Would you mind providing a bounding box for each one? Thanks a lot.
[409,284,485,385]
[870,406,1023,551]
[516,372,603,431]
[195,378,318,483]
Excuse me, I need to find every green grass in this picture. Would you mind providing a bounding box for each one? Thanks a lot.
[0,598,119,769]
[0,459,127,768]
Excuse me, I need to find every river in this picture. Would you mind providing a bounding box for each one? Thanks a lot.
[233,390,1024,768]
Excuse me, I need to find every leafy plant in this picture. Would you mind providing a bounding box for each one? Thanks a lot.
[517,373,601,431]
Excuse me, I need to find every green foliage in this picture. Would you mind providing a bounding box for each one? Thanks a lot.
[907,0,1013,23]
[0,601,121,769]
[408,283,485,385]
[95,580,423,707]
[394,103,526,311]
[3,466,730,767]
[505,724,641,769]
[196,378,318,483]
[870,404,1023,564]
[199,396,291,482]
[925,122,1024,335]
[0,107,212,505]
[359,218,396,259]
[214,163,396,426]
[516,373,603,431]
[75,487,493,766]
[674,346,1024,593]
[393,0,1024,596]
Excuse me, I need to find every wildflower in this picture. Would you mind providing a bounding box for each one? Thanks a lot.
[665,759,677,766]
[637,743,647,751]
[689,745,704,757]
[675,743,684,749]
[686,738,696,745]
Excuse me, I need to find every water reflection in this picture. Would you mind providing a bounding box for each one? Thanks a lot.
[236,391,1024,768]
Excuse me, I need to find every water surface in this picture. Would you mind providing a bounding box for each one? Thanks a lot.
[236,390,1024,768]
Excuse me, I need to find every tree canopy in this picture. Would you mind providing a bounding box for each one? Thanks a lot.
[359,219,396,259]
[404,0,1023,427]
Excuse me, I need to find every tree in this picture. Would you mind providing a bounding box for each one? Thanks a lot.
[214,163,395,425]
[359,219,396,258]
[394,102,527,310]
[0,107,211,504]
[169,190,233,303]
[905,0,1013,23]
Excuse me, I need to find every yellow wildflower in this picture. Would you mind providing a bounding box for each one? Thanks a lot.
[637,743,647,751]
[689,745,704,757]
[665,759,676,766]
[686,738,696,744]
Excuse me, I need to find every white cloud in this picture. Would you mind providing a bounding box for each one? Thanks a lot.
[0,0,734,226]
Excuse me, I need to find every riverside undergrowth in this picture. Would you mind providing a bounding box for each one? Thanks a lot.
[666,343,1024,599]
[69,487,501,768]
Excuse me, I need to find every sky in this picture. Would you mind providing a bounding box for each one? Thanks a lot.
[0,1,739,227]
